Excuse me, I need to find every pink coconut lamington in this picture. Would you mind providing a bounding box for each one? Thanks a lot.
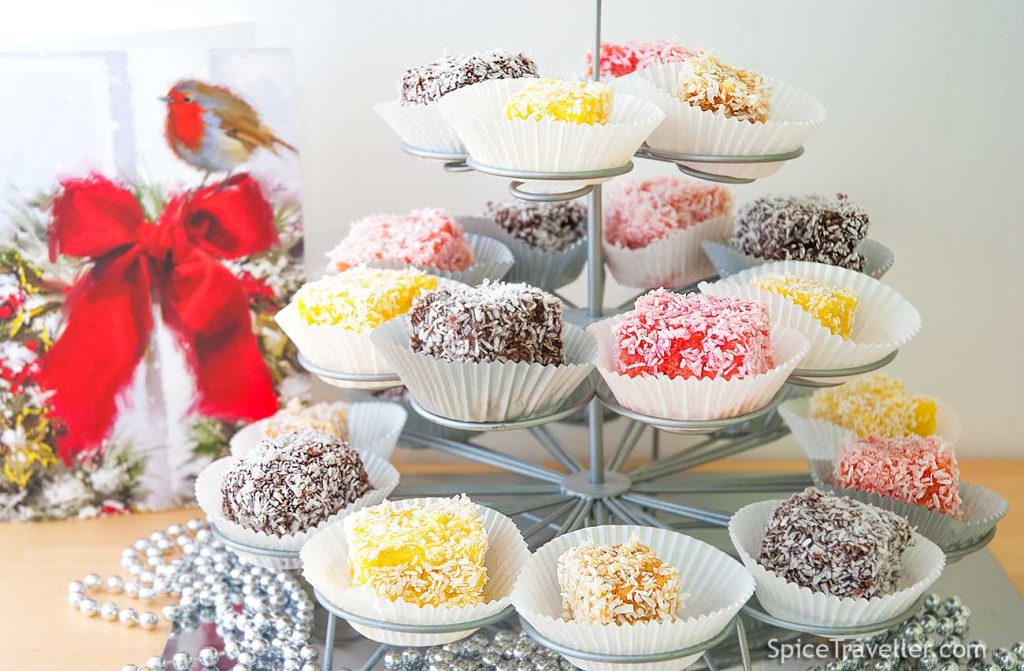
[604,177,732,250]
[615,290,775,380]
[328,208,473,272]
[835,435,963,518]
[585,40,702,78]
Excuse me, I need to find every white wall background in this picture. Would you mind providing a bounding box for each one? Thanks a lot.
[4,0,1023,458]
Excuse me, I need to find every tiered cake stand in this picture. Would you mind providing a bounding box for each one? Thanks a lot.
[229,2,999,669]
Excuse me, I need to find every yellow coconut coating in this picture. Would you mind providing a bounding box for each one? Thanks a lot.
[504,77,612,125]
[344,496,488,608]
[294,267,437,332]
[810,373,938,438]
[751,273,858,338]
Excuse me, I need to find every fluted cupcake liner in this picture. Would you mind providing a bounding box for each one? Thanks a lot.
[700,260,921,371]
[195,454,398,570]
[368,234,514,286]
[613,65,825,180]
[702,238,895,280]
[459,216,588,291]
[229,401,408,462]
[729,500,945,635]
[778,398,1007,550]
[604,215,733,289]
[511,525,754,671]
[374,100,466,155]
[438,78,665,183]
[275,303,396,378]
[370,318,596,423]
[588,317,809,421]
[300,498,530,647]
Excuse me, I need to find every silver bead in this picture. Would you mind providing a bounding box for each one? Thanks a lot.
[138,587,157,602]
[236,652,255,666]
[223,640,241,659]
[106,575,125,593]
[993,650,1020,670]
[119,608,139,627]
[161,605,179,622]
[67,592,84,608]
[940,663,960,671]
[68,580,85,594]
[282,660,301,671]
[299,645,318,662]
[300,665,318,671]
[122,665,140,671]
[146,657,167,671]
[942,596,963,615]
[233,666,250,671]
[83,573,103,589]
[249,638,268,656]
[125,581,140,597]
[78,598,99,617]
[139,612,159,630]
[172,652,192,670]
[197,647,220,667]
[100,602,120,621]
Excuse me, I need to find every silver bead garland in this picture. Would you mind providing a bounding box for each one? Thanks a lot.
[64,518,321,671]
[805,594,1023,671]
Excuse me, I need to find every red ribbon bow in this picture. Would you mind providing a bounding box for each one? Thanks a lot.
[40,174,280,463]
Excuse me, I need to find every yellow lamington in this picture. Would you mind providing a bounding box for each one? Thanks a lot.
[504,77,612,125]
[294,267,437,332]
[677,53,770,124]
[557,536,682,625]
[751,273,858,338]
[344,496,488,608]
[810,373,938,438]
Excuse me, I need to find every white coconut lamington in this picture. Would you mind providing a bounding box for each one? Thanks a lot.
[345,495,488,608]
[558,537,683,625]
[484,199,587,252]
[407,280,565,366]
[260,398,349,441]
[400,49,539,105]
[220,429,371,537]
[757,487,915,599]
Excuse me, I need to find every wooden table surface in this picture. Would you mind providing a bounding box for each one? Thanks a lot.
[5,458,1020,670]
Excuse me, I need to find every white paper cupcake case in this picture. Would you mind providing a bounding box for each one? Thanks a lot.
[195,454,399,570]
[778,398,1007,550]
[729,500,945,634]
[700,260,921,370]
[300,498,530,646]
[459,216,588,291]
[614,64,825,180]
[588,317,809,421]
[374,100,466,155]
[702,238,895,280]
[511,525,755,671]
[368,234,514,286]
[229,401,408,461]
[275,303,395,377]
[438,78,665,182]
[604,215,733,289]
[370,318,597,422]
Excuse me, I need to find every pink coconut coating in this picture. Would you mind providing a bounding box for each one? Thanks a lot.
[328,208,473,272]
[615,289,775,380]
[835,435,963,518]
[585,40,702,78]
[604,177,732,250]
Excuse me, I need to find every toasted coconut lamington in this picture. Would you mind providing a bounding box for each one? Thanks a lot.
[407,280,564,366]
[615,289,774,380]
[757,487,914,599]
[261,398,349,441]
[836,435,962,518]
[733,194,870,270]
[677,53,769,124]
[344,495,488,607]
[400,49,538,105]
[809,374,937,438]
[220,429,371,537]
[557,536,682,625]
